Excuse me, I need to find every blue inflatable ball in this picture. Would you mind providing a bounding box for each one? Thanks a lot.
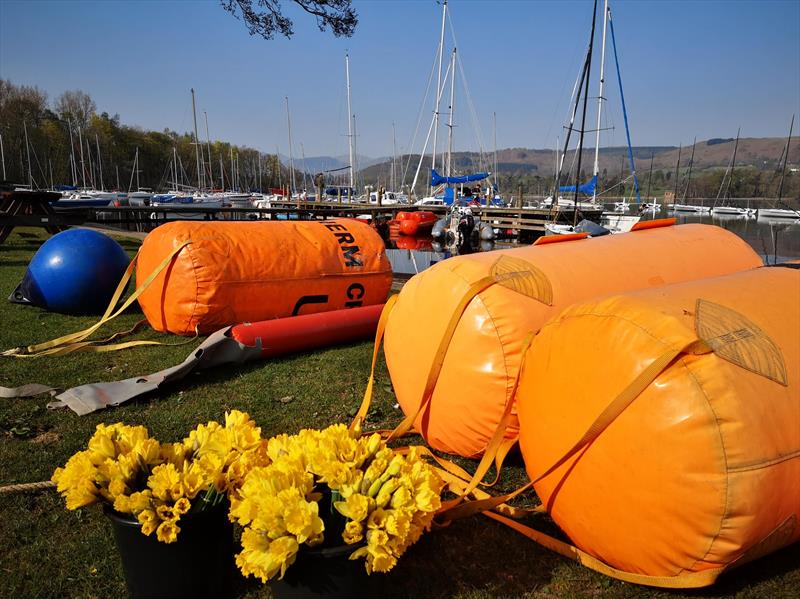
[9,229,130,315]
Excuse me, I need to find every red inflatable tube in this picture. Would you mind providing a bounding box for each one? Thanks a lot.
[230,304,384,359]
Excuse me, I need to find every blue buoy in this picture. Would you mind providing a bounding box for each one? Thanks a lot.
[9,229,130,315]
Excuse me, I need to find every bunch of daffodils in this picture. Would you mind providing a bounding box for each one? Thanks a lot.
[229,424,444,582]
[52,411,267,544]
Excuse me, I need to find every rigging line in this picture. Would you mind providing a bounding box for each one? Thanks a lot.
[410,60,454,196]
[401,46,440,190]
[543,34,586,152]
[446,10,489,173]
[608,9,640,202]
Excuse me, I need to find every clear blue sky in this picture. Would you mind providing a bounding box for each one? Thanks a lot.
[1,0,798,159]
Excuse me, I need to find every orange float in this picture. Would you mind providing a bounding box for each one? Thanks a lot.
[383,223,763,458]
[517,265,799,582]
[136,220,392,335]
[230,304,384,359]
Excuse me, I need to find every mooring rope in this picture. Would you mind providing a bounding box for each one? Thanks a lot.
[0,480,55,494]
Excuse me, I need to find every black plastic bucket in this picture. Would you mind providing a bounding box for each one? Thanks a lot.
[105,505,235,599]
[269,544,381,599]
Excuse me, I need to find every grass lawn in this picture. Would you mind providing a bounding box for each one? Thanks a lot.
[1,227,797,598]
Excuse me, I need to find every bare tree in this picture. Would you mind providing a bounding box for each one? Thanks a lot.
[54,90,96,130]
[221,0,357,39]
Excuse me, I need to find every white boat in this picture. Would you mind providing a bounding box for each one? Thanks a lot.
[711,205,755,216]
[544,223,577,236]
[640,202,661,212]
[369,191,407,205]
[758,208,800,219]
[542,195,600,210]
[668,203,711,213]
[601,213,640,233]
[613,200,630,212]
[414,197,445,206]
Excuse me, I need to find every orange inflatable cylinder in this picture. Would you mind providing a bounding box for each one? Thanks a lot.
[517,265,800,580]
[384,223,763,458]
[230,304,383,359]
[136,220,392,335]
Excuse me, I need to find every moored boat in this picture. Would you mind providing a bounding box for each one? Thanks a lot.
[397,211,438,235]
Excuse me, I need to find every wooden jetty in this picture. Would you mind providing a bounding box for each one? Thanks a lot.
[1,194,605,243]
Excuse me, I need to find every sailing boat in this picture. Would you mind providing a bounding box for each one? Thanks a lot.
[410,1,493,207]
[667,137,710,212]
[546,0,640,234]
[757,115,799,221]
[711,129,754,216]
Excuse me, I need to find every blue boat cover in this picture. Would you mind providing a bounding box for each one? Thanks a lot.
[560,175,597,196]
[55,185,78,191]
[431,169,489,186]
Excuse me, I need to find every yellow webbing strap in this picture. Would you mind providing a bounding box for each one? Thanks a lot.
[529,338,711,487]
[386,274,498,441]
[2,241,192,358]
[482,511,725,589]
[438,332,535,514]
[349,294,398,433]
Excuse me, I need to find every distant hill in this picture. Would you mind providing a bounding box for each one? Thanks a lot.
[278,153,387,175]
[358,137,799,185]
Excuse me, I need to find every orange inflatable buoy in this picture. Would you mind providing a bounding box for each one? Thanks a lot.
[383,223,763,458]
[517,265,800,581]
[136,220,392,335]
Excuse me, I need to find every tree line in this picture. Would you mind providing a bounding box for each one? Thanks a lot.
[0,80,290,192]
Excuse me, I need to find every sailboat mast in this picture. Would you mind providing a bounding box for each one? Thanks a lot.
[431,0,448,193]
[301,143,309,193]
[95,134,104,190]
[446,48,457,179]
[776,114,794,202]
[0,131,6,180]
[352,115,359,194]
[345,53,355,190]
[77,125,86,188]
[493,112,498,195]
[645,152,654,199]
[392,122,397,192]
[204,111,214,189]
[591,0,609,202]
[67,120,77,185]
[285,96,297,195]
[190,88,203,190]
[607,4,640,203]
[683,137,696,200]
[672,143,682,199]
[173,147,177,192]
[572,0,599,226]
[23,120,33,188]
[725,128,741,200]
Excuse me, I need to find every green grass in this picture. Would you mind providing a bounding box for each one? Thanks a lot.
[1,227,798,598]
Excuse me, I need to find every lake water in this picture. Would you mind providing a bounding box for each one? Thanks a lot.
[385,209,800,276]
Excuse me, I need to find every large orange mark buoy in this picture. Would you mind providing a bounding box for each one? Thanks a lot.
[136,219,392,335]
[517,265,800,579]
[384,223,764,458]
